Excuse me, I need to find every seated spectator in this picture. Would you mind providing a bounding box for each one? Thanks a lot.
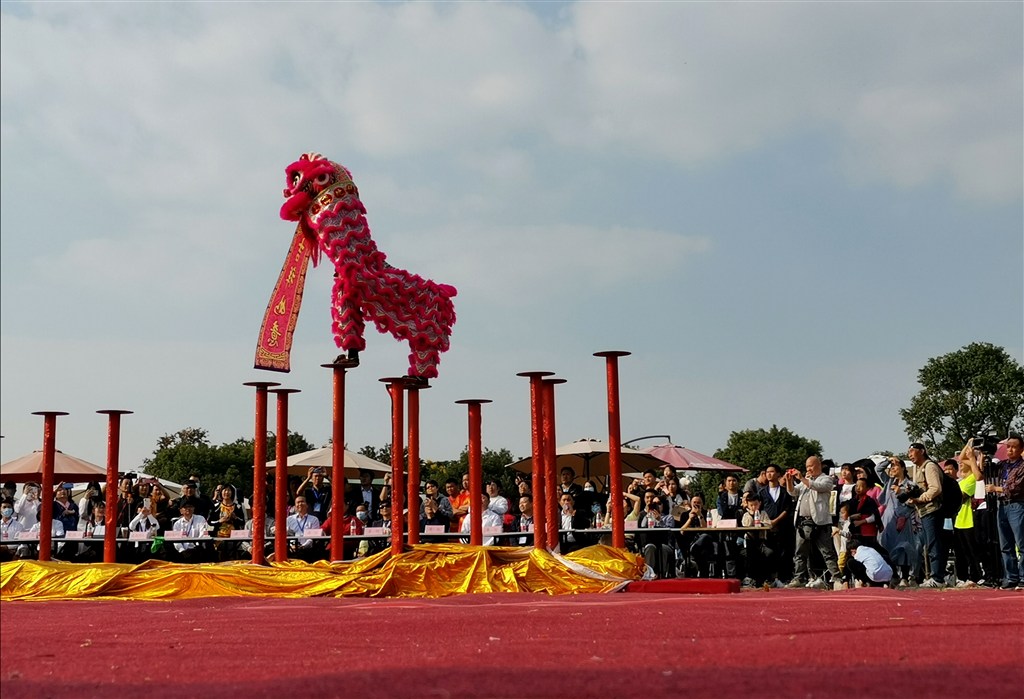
[846,539,893,587]
[680,495,717,577]
[485,480,510,516]
[285,495,323,562]
[420,499,450,542]
[512,494,535,545]
[78,482,104,528]
[209,484,246,561]
[74,501,107,563]
[460,491,504,545]
[127,504,160,563]
[638,494,676,578]
[170,501,212,563]
[240,498,274,560]
[422,479,452,520]
[22,517,65,560]
[1,499,26,561]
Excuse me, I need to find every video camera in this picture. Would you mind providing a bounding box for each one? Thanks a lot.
[970,434,999,457]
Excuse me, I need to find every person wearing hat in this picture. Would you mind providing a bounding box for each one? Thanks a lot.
[906,442,947,588]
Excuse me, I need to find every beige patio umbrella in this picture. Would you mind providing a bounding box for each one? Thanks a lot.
[0,450,108,484]
[264,446,393,479]
[506,437,668,481]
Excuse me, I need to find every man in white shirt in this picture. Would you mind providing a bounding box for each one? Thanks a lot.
[171,501,210,562]
[486,480,510,516]
[847,539,893,587]
[460,492,503,545]
[1,499,26,561]
[285,496,323,561]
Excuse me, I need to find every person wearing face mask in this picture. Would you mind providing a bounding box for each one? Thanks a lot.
[1,499,26,562]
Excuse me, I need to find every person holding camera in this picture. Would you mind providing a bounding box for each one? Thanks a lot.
[875,456,922,587]
[906,442,947,588]
[785,456,843,590]
[297,466,332,522]
[14,483,40,528]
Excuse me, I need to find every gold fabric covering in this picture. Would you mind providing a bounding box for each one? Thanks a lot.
[0,544,644,601]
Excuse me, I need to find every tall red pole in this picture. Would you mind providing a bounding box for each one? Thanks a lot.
[321,360,356,562]
[456,399,492,546]
[541,378,565,551]
[31,411,67,563]
[517,373,552,551]
[96,410,132,563]
[270,388,300,562]
[243,382,279,565]
[405,380,430,546]
[381,378,406,556]
[595,351,630,548]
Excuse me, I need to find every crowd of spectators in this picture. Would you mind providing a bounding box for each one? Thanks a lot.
[1,434,1021,594]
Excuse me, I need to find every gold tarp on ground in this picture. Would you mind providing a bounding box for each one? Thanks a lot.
[0,544,645,601]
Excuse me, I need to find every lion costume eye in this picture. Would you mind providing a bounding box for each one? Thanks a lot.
[291,173,301,186]
[314,173,331,185]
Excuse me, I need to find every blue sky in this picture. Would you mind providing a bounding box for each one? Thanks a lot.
[1,1,1021,474]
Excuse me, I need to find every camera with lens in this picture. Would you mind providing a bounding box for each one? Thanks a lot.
[896,482,924,504]
[970,434,999,456]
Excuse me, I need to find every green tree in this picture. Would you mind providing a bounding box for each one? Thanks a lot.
[698,426,823,504]
[142,427,315,499]
[900,342,1024,457]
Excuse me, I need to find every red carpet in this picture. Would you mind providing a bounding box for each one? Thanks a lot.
[624,578,740,594]
[1,589,1021,698]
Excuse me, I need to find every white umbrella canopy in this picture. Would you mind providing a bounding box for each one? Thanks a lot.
[0,450,108,484]
[507,438,668,480]
[265,446,393,479]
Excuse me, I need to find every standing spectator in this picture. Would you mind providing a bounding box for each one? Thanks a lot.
[297,467,332,523]
[447,476,472,532]
[906,442,947,588]
[740,492,772,587]
[875,456,921,587]
[785,456,843,590]
[952,443,986,587]
[847,478,882,550]
[760,464,794,586]
[348,469,380,514]
[743,470,767,497]
[14,483,40,528]
[717,475,744,522]
[53,483,79,534]
[987,434,1024,590]
[557,468,584,500]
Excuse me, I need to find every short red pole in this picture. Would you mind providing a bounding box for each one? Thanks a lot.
[31,411,68,562]
[270,388,300,561]
[541,379,566,551]
[405,381,430,545]
[456,399,492,546]
[381,378,406,556]
[595,351,630,548]
[96,410,132,563]
[517,373,552,551]
[243,382,279,565]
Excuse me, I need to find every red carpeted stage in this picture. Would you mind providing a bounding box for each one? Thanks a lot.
[1,588,1021,698]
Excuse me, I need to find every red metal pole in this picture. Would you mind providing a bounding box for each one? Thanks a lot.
[31,411,68,562]
[320,361,355,562]
[270,388,300,562]
[381,378,406,556]
[243,382,279,565]
[405,380,430,546]
[595,351,631,548]
[517,373,552,551]
[456,399,492,546]
[542,378,566,551]
[96,410,132,563]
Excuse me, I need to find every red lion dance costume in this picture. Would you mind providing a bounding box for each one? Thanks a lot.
[255,153,457,380]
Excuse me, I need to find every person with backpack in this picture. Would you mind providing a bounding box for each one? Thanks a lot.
[906,442,949,588]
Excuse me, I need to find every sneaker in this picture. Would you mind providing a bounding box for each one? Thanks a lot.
[919,578,944,589]
[806,578,829,590]
[836,581,849,590]
[999,580,1018,590]
[771,579,785,589]
[955,580,970,589]
[897,579,908,589]
[785,579,806,589]
[1016,585,1024,592]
